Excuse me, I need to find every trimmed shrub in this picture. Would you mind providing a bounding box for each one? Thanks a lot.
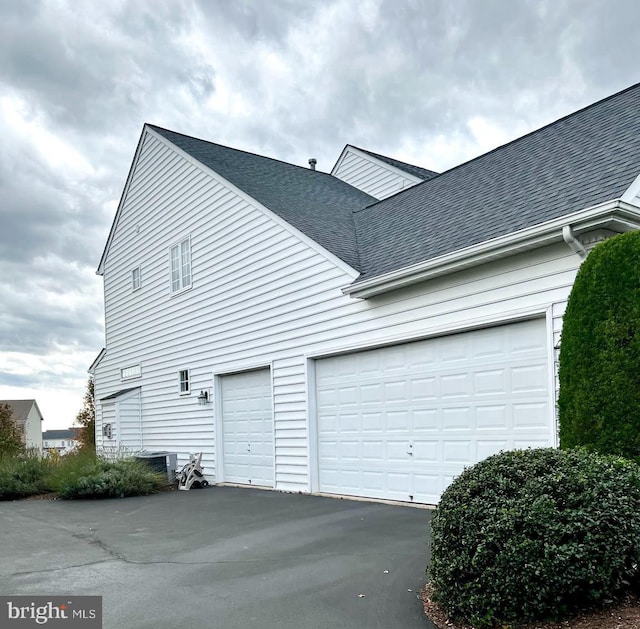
[53,455,165,499]
[428,448,640,628]
[558,231,640,458]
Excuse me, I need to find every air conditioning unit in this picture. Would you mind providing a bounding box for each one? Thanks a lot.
[135,451,178,484]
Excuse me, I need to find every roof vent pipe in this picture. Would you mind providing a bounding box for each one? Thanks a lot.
[308,158,317,171]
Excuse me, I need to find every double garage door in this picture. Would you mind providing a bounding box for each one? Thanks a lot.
[315,319,552,504]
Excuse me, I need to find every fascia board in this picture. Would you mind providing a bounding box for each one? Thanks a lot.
[146,128,359,279]
[96,128,149,276]
[330,144,351,176]
[345,200,640,299]
[88,348,106,374]
[621,172,640,203]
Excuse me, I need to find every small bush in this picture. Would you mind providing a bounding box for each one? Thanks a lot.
[0,453,52,500]
[54,455,165,499]
[558,231,640,458]
[428,448,640,627]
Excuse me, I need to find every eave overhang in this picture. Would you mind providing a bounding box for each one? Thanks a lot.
[344,199,640,299]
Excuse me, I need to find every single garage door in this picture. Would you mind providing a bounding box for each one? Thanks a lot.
[221,368,274,487]
[315,319,551,504]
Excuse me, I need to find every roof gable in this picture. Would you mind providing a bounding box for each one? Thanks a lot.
[352,146,438,181]
[147,127,375,270]
[0,399,43,423]
[353,82,640,282]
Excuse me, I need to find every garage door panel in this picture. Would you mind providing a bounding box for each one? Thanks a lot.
[413,440,439,462]
[221,368,274,487]
[512,364,547,392]
[476,405,508,429]
[316,319,551,503]
[442,406,472,429]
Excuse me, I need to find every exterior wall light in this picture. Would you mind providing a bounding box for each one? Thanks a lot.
[197,390,210,405]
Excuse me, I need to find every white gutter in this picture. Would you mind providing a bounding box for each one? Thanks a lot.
[344,200,640,299]
[562,225,586,258]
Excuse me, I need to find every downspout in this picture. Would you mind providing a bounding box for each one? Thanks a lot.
[562,225,586,258]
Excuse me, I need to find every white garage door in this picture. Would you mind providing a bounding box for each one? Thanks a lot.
[221,368,274,487]
[315,319,551,504]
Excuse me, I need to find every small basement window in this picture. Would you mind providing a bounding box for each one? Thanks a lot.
[179,369,190,394]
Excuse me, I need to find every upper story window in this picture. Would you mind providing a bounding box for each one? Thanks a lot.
[179,369,190,394]
[132,267,141,291]
[171,237,191,293]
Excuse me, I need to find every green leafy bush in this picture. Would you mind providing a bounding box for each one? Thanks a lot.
[428,448,640,627]
[0,451,165,501]
[558,231,640,458]
[0,454,52,500]
[53,455,165,499]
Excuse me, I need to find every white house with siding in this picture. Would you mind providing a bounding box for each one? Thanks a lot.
[42,429,79,455]
[92,83,640,505]
[0,399,43,451]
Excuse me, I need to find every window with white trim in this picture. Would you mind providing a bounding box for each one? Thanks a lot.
[170,237,191,293]
[121,364,141,380]
[179,369,190,394]
[132,267,141,291]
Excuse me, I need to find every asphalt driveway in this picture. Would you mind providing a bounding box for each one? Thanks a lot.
[2,487,434,628]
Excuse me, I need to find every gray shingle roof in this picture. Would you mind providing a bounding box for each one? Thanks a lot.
[0,400,41,424]
[100,387,140,401]
[353,83,640,282]
[43,430,76,440]
[150,126,376,270]
[355,146,439,180]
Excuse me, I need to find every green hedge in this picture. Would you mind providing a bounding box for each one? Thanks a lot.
[428,448,640,627]
[558,231,640,458]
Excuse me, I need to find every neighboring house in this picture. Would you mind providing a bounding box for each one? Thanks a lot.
[92,83,640,505]
[0,400,44,451]
[42,429,79,455]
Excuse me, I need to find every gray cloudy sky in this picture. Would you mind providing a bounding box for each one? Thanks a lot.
[1,0,639,429]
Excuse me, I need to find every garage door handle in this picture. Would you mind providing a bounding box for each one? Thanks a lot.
[407,443,413,455]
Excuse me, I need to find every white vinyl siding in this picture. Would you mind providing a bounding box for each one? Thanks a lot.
[98,389,142,452]
[95,129,583,498]
[332,147,423,199]
[171,237,191,293]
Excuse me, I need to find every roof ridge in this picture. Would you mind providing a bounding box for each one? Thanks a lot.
[147,124,338,178]
[354,80,640,214]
